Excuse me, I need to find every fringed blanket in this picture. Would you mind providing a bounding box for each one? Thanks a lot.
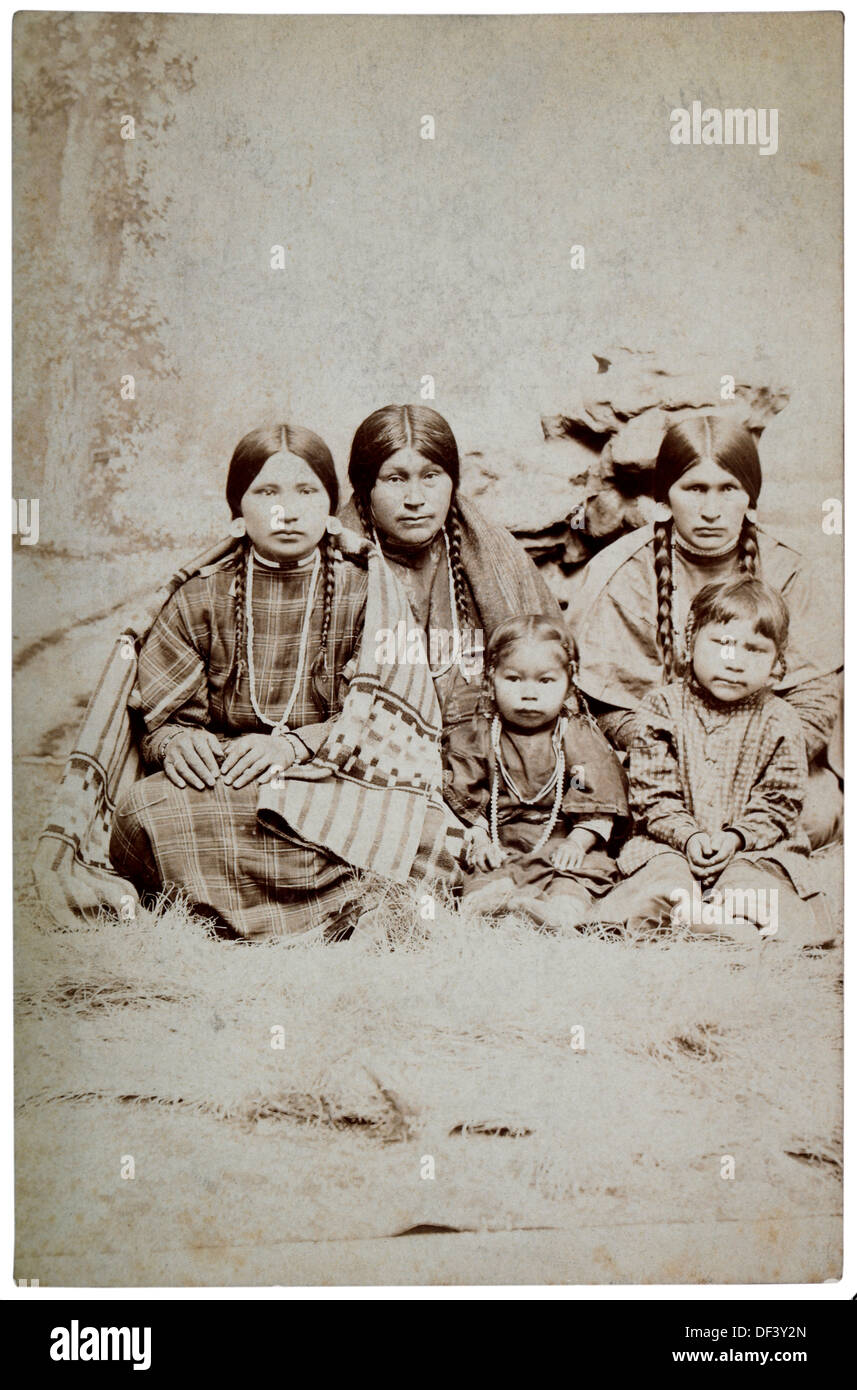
[257,542,463,884]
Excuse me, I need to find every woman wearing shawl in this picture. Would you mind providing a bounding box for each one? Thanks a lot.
[568,417,842,847]
[340,404,562,738]
[109,423,456,940]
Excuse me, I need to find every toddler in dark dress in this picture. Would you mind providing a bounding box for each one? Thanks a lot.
[443,614,627,931]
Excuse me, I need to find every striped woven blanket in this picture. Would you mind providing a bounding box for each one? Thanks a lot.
[32,538,239,925]
[257,541,461,884]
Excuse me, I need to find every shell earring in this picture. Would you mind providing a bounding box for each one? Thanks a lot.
[326,516,343,537]
[652,500,672,523]
[745,508,758,524]
[229,516,246,538]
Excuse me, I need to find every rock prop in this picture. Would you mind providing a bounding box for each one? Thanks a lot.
[460,347,790,608]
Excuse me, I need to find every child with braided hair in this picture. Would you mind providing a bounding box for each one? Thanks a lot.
[594,577,831,944]
[443,614,627,931]
[110,423,378,939]
[569,415,842,847]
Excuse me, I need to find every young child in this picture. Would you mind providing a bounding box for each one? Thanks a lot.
[443,614,627,930]
[596,576,829,944]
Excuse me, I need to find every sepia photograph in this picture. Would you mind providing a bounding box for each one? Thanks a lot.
[11,8,844,1291]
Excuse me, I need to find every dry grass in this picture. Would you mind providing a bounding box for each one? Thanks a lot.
[14,873,843,1268]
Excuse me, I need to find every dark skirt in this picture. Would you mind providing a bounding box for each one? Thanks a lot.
[110,772,360,940]
[460,816,619,901]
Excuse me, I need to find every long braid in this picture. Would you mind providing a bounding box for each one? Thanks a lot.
[652,518,676,680]
[445,500,472,631]
[310,534,338,713]
[230,541,250,689]
[353,491,376,542]
[737,514,760,575]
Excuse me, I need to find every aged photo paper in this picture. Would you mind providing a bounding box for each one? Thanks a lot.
[13,11,843,1287]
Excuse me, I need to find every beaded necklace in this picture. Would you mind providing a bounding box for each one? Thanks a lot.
[488,714,567,857]
[245,546,321,735]
[374,524,463,680]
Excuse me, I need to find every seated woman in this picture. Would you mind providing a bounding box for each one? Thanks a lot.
[108,423,456,940]
[341,404,563,738]
[568,417,842,847]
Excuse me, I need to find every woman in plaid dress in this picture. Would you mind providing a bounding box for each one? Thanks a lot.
[110,424,384,940]
[568,417,842,847]
[594,577,830,944]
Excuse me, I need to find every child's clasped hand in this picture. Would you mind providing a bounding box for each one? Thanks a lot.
[685,828,742,878]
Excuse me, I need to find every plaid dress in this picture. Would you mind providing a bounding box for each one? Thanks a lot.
[109,548,371,939]
[618,680,817,897]
[444,714,627,899]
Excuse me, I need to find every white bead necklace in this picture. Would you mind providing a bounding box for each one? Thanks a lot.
[488,714,567,857]
[245,546,321,735]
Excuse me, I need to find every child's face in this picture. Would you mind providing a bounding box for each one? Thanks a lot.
[491,638,570,729]
[240,453,330,562]
[667,458,751,552]
[692,617,779,701]
[370,448,453,547]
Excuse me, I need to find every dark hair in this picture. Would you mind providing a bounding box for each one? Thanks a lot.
[482,613,601,728]
[226,423,339,518]
[653,416,762,680]
[486,613,576,677]
[687,576,789,662]
[654,416,762,507]
[348,404,459,504]
[225,423,340,711]
[347,404,470,630]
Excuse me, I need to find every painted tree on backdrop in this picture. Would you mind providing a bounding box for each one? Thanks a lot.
[13,13,195,547]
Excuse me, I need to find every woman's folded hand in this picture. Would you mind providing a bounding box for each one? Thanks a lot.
[162,728,225,790]
[220,733,297,789]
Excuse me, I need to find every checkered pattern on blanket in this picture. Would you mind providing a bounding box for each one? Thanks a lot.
[258,547,462,883]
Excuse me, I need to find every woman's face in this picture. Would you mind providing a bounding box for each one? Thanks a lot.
[240,452,330,562]
[667,458,751,551]
[369,448,454,547]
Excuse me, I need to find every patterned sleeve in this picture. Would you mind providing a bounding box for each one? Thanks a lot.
[627,696,700,851]
[137,586,211,735]
[726,710,808,851]
[441,721,491,826]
